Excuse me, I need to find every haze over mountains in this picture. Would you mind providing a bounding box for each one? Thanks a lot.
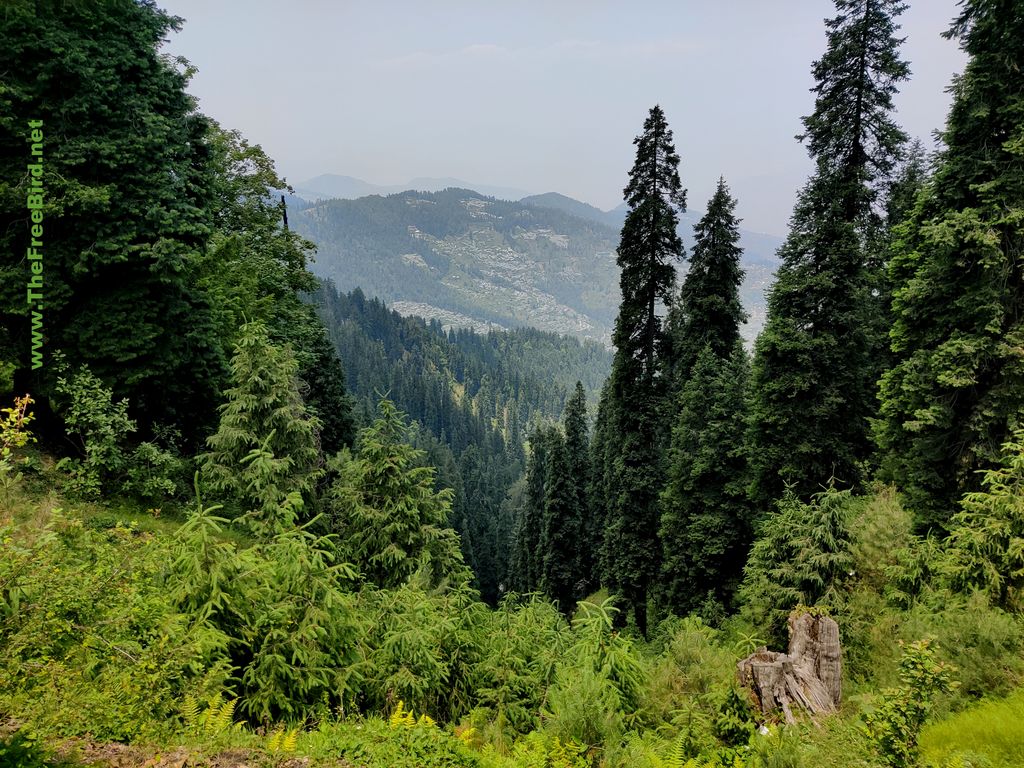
[294,174,534,206]
[290,179,782,345]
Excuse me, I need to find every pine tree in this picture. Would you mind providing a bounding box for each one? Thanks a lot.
[511,426,552,593]
[201,321,322,536]
[667,178,747,385]
[602,105,686,636]
[563,382,592,596]
[877,1,1024,530]
[945,428,1024,611]
[540,430,580,613]
[659,344,751,616]
[748,0,910,507]
[864,139,931,396]
[588,380,614,592]
[738,485,854,644]
[326,399,465,589]
[298,319,356,455]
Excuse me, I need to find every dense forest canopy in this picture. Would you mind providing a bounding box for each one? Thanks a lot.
[1,1,1023,767]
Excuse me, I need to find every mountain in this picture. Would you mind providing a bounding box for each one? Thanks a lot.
[519,192,623,228]
[293,188,781,345]
[407,177,533,202]
[292,174,389,200]
[293,174,532,203]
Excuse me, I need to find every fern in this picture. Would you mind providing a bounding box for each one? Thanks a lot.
[267,726,298,754]
[282,728,298,754]
[180,692,201,732]
[389,700,415,728]
[664,733,688,768]
[268,728,283,753]
[211,697,237,734]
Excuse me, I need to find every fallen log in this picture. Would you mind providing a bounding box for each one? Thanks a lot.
[737,610,841,723]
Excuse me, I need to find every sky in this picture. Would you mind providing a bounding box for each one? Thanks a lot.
[161,1,967,237]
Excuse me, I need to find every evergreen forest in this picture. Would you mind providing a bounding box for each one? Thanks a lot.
[1,1,1023,767]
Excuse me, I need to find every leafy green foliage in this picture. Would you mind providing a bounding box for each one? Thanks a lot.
[864,639,957,768]
[474,596,569,737]
[169,481,361,723]
[544,599,647,747]
[358,580,485,722]
[0,510,224,741]
[0,394,35,510]
[53,363,181,502]
[0,732,57,768]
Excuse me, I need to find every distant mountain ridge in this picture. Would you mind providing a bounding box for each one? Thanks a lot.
[294,174,533,205]
[291,185,782,345]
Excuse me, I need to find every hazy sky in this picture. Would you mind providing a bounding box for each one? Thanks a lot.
[162,1,967,236]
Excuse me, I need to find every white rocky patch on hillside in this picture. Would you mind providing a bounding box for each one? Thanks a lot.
[389,301,506,333]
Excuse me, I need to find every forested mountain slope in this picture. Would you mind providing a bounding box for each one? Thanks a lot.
[293,188,781,344]
[309,280,612,601]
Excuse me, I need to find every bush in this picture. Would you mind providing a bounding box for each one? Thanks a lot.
[643,616,739,753]
[0,732,58,768]
[53,364,180,502]
[303,716,481,768]
[474,596,570,738]
[902,593,1024,699]
[543,599,646,748]
[0,509,224,740]
[864,639,957,768]
[0,394,36,511]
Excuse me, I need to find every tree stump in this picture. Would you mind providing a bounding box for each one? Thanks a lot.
[737,610,841,723]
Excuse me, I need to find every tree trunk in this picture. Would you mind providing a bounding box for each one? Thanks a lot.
[737,610,842,723]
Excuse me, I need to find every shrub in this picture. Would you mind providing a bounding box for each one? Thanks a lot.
[0,394,35,511]
[0,509,224,740]
[53,364,180,502]
[864,639,957,768]
[304,716,481,768]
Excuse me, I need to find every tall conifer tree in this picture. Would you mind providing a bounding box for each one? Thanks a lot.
[877,2,1024,529]
[512,425,552,592]
[540,430,580,613]
[600,105,686,635]
[659,181,750,616]
[667,178,747,386]
[0,0,225,434]
[660,345,751,617]
[563,381,591,595]
[748,0,910,507]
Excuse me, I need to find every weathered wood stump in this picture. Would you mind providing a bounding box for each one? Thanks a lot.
[737,610,841,723]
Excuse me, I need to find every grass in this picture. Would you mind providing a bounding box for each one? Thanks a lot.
[920,688,1024,767]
